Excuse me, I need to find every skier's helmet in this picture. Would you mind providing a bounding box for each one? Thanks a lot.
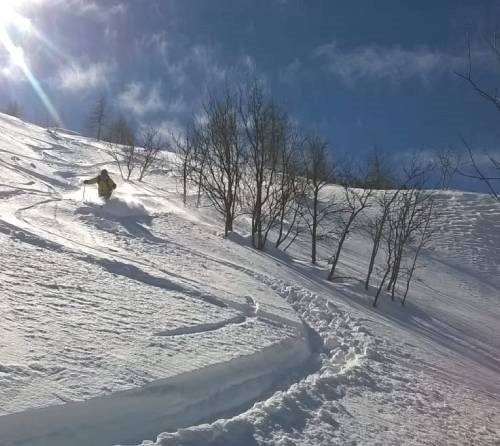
[101,169,108,176]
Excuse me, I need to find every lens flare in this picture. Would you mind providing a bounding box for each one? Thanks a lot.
[0,2,32,34]
[0,1,62,125]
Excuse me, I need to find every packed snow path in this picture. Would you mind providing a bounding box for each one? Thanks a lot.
[0,113,499,445]
[0,115,310,445]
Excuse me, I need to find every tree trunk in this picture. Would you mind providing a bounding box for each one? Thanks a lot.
[311,189,318,264]
[365,236,380,290]
[328,231,347,280]
[182,163,187,205]
[373,265,391,307]
[254,181,264,250]
[196,170,203,207]
[224,215,233,236]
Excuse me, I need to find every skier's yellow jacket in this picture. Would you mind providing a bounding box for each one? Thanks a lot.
[84,173,116,198]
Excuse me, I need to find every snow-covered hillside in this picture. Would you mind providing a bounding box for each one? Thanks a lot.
[0,113,499,446]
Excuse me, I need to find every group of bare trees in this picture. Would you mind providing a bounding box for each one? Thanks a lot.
[87,95,107,141]
[82,82,442,308]
[369,187,435,307]
[328,184,373,280]
[108,121,168,182]
[86,94,168,182]
[170,82,437,308]
[174,82,307,242]
[188,90,244,235]
[301,136,335,264]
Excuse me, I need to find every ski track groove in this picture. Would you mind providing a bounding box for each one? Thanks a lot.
[12,198,305,333]
[1,122,499,445]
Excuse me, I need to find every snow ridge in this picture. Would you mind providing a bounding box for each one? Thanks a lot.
[150,282,371,446]
[0,328,309,446]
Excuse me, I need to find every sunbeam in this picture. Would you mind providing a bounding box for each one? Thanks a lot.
[0,1,62,125]
[0,2,32,32]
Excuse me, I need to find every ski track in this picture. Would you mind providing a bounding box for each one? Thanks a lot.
[0,117,499,445]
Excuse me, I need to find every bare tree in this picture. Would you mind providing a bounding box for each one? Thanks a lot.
[274,133,306,249]
[87,95,108,141]
[374,187,435,304]
[401,199,435,306]
[137,127,168,181]
[190,89,244,236]
[173,127,196,205]
[386,190,422,297]
[369,158,437,306]
[300,136,336,264]
[240,81,285,250]
[328,183,373,281]
[373,209,398,307]
[107,117,134,145]
[458,138,500,202]
[364,156,431,290]
[179,121,210,208]
[106,117,136,181]
[456,36,500,114]
[456,36,500,200]
[193,132,208,208]
[436,148,461,190]
[364,189,400,290]
[365,146,395,189]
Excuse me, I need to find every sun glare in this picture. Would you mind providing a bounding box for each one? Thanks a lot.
[0,0,62,125]
[0,2,32,33]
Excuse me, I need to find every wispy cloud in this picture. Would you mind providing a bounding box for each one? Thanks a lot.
[151,43,229,119]
[135,31,170,59]
[279,58,303,85]
[49,0,127,21]
[314,42,469,84]
[57,61,114,92]
[133,35,227,91]
[117,81,164,116]
[164,44,228,88]
[138,119,184,145]
[127,38,263,125]
[0,50,26,83]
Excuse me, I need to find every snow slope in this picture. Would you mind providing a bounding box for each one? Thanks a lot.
[0,113,499,445]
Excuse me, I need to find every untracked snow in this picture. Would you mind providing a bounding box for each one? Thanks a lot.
[0,113,499,445]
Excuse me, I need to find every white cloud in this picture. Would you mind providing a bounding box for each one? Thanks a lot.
[135,31,170,59]
[48,0,127,21]
[165,96,188,115]
[168,44,227,87]
[57,61,113,92]
[117,81,164,117]
[139,119,184,145]
[0,64,24,82]
[0,48,27,83]
[126,41,263,122]
[143,43,227,90]
[314,42,468,84]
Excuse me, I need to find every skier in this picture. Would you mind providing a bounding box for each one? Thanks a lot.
[83,169,116,201]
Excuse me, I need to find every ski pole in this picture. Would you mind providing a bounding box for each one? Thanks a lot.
[82,184,86,202]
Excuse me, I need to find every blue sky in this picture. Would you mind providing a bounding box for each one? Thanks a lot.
[1,0,500,189]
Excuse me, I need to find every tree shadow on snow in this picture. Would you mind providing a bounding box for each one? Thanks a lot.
[228,232,500,381]
[337,279,500,379]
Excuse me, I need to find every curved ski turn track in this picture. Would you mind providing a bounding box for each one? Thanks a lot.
[0,114,499,445]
